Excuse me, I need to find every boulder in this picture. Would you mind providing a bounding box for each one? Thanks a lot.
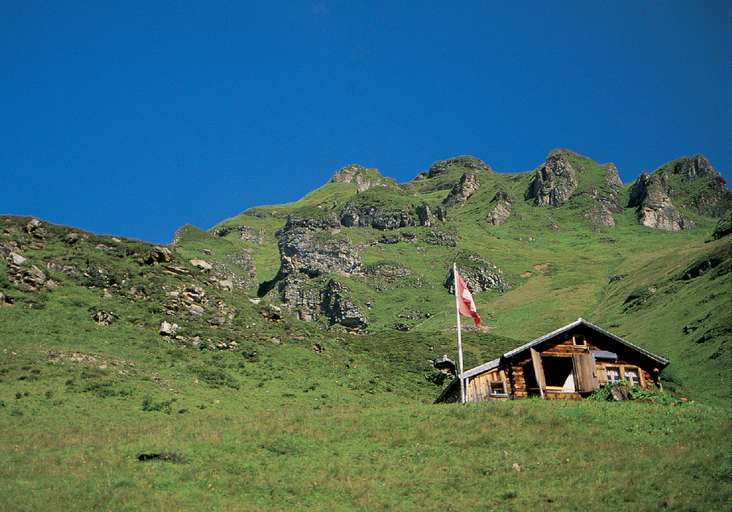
[64,233,82,245]
[145,246,173,264]
[159,321,179,337]
[9,252,26,266]
[91,310,117,326]
[25,218,46,238]
[190,259,213,272]
[443,173,479,207]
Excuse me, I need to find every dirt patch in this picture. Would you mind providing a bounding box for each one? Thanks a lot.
[520,271,533,279]
[532,263,550,273]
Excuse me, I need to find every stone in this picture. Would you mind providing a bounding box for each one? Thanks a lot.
[423,230,458,247]
[218,279,234,291]
[187,303,205,316]
[25,218,46,238]
[526,151,578,207]
[9,252,26,266]
[190,259,213,271]
[628,173,692,231]
[435,207,448,222]
[443,173,479,207]
[145,246,173,264]
[159,321,178,336]
[91,310,117,326]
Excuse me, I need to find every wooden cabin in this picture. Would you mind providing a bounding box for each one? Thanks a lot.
[436,318,669,403]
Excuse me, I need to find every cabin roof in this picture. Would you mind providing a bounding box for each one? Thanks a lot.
[503,318,669,365]
[458,318,669,379]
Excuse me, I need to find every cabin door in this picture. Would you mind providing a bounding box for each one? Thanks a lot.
[572,353,599,392]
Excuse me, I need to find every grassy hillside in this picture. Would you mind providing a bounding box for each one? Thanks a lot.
[1,150,730,510]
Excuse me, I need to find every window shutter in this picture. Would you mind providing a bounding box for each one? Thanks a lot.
[573,353,599,392]
[530,348,546,399]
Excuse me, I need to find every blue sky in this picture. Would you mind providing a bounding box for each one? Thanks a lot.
[2,1,730,243]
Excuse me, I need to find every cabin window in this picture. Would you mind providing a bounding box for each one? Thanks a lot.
[624,368,641,387]
[542,357,575,389]
[573,334,587,347]
[489,380,508,397]
[606,366,621,384]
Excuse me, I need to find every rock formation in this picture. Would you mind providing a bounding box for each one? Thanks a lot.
[329,164,394,192]
[268,214,367,329]
[661,155,731,216]
[526,151,579,207]
[339,204,416,230]
[278,215,361,277]
[628,173,693,231]
[443,173,480,207]
[584,164,623,228]
[487,191,512,226]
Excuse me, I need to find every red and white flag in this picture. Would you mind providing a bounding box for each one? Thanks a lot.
[455,268,481,327]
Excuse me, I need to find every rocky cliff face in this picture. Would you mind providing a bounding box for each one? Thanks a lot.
[339,204,416,230]
[277,215,361,278]
[526,152,579,207]
[270,214,367,328]
[628,173,693,231]
[661,156,732,217]
[443,173,480,207]
[329,164,394,192]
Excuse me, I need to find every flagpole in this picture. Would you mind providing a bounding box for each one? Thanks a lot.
[453,263,466,404]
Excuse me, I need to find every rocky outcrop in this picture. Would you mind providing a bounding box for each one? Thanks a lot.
[423,230,458,247]
[268,214,367,329]
[329,164,393,192]
[444,254,509,293]
[486,191,512,226]
[320,279,367,330]
[144,246,174,265]
[416,204,434,227]
[278,215,361,277]
[426,156,492,179]
[526,152,578,207]
[661,156,732,216]
[628,173,693,231]
[277,275,367,329]
[340,204,416,230]
[443,173,479,207]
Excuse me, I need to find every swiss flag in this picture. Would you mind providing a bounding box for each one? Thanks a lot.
[455,268,481,327]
